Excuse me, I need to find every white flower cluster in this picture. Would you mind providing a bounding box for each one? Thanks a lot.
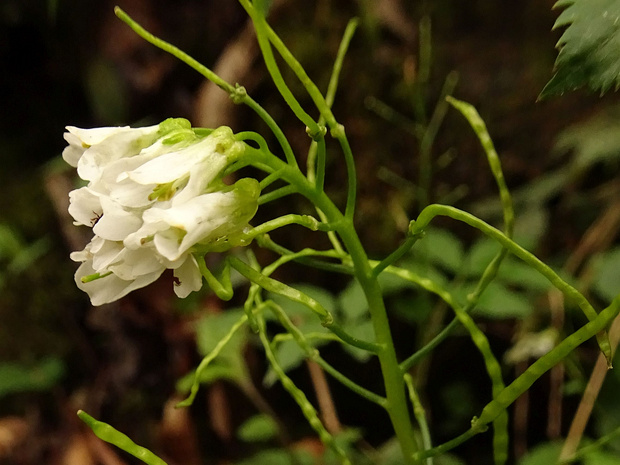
[63,119,259,305]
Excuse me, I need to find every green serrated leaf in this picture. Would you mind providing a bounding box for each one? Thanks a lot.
[541,0,620,98]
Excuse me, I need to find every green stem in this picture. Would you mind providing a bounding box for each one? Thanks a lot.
[404,374,433,465]
[176,313,248,408]
[240,0,358,222]
[307,17,359,185]
[267,301,386,406]
[78,410,168,465]
[241,214,330,242]
[115,9,298,168]
[239,0,320,135]
[411,203,612,362]
[243,145,418,463]
[255,312,351,465]
[259,185,298,205]
[196,255,233,301]
[418,295,620,460]
[417,71,458,208]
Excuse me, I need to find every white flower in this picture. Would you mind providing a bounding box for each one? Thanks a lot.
[64,119,259,306]
[126,178,260,261]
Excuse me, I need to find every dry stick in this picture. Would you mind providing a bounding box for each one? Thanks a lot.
[513,361,530,460]
[560,315,620,461]
[558,199,620,461]
[547,290,565,440]
[306,359,342,434]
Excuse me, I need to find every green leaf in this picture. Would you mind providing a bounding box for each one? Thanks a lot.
[264,339,306,387]
[512,207,549,251]
[541,0,620,98]
[583,449,620,465]
[554,107,620,175]
[518,442,562,465]
[592,247,620,301]
[341,319,375,362]
[194,309,248,383]
[337,280,368,321]
[0,224,23,260]
[175,365,239,393]
[391,292,434,324]
[414,227,464,273]
[0,357,65,398]
[497,258,552,292]
[237,414,279,442]
[463,238,502,277]
[470,282,533,319]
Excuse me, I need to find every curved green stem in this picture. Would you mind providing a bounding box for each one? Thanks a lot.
[259,185,298,205]
[240,0,358,222]
[230,255,331,322]
[241,144,418,463]
[446,97,513,465]
[238,0,320,135]
[417,295,620,460]
[115,9,297,168]
[307,17,359,185]
[371,234,421,279]
[404,374,433,465]
[255,312,351,465]
[411,203,612,362]
[177,313,248,408]
[78,410,168,465]
[196,255,233,301]
[242,214,331,242]
[238,0,338,129]
[267,301,386,406]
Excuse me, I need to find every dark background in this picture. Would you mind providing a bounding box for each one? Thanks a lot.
[2,0,620,464]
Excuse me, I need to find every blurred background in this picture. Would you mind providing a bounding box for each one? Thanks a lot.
[2,0,620,464]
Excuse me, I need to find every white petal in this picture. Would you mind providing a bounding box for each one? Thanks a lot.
[68,188,102,226]
[66,126,131,146]
[108,247,165,280]
[76,125,160,182]
[91,240,125,271]
[171,155,228,205]
[62,132,86,167]
[75,260,163,306]
[93,197,143,241]
[173,255,202,298]
[152,228,185,262]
